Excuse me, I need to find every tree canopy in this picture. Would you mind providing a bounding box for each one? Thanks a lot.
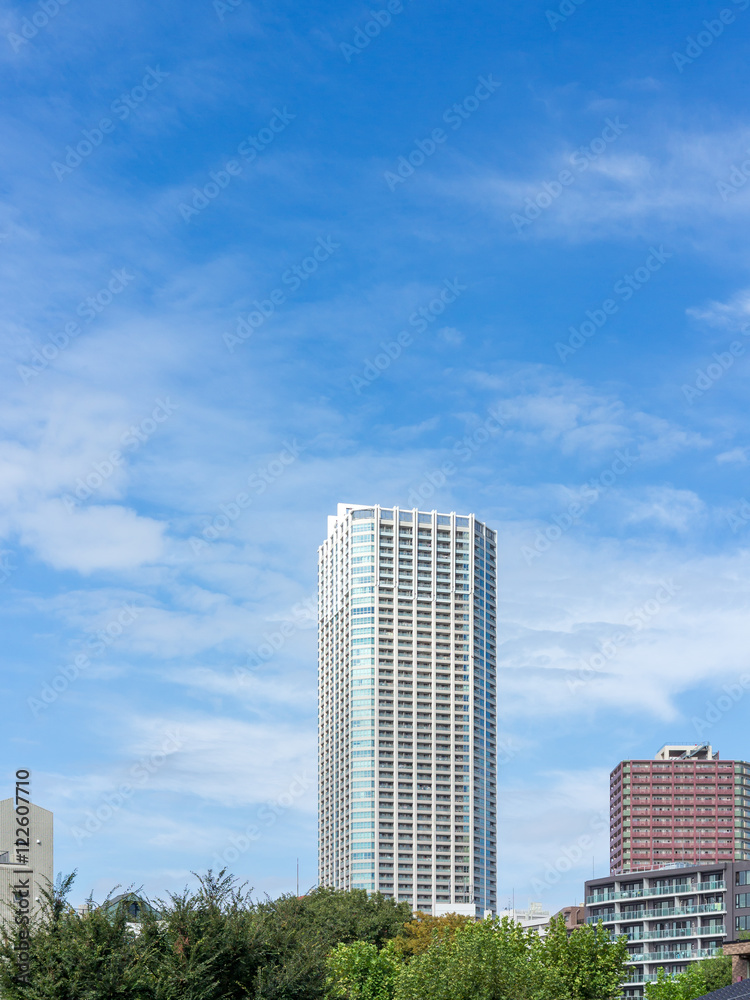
[0,874,630,1000]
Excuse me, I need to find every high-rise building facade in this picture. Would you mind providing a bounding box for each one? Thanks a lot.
[318,504,497,916]
[610,744,750,874]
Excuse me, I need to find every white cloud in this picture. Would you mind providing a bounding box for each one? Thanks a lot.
[717,447,748,465]
[121,713,317,809]
[17,502,165,573]
[438,326,464,346]
[687,289,750,331]
[495,520,750,722]
[498,767,610,904]
[621,487,705,532]
[437,125,750,242]
[466,367,707,460]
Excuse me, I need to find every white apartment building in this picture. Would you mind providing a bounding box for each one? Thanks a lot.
[318,504,497,916]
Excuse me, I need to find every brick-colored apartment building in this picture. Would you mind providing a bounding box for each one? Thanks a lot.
[610,744,750,874]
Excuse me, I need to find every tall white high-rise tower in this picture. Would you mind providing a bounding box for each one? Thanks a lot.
[318,503,497,916]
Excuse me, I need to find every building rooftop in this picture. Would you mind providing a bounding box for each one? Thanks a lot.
[653,742,719,760]
[695,984,750,1000]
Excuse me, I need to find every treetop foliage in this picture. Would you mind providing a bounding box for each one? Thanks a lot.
[0,875,630,1000]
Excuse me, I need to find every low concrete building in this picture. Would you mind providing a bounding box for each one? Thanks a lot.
[0,790,54,926]
[550,904,586,933]
[498,901,551,932]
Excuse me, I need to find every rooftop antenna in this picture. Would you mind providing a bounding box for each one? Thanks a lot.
[296,859,299,897]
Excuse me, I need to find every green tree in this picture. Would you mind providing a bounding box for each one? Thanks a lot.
[394,917,570,1000]
[285,886,412,951]
[540,915,629,1000]
[134,869,252,1000]
[694,929,750,993]
[326,940,402,1000]
[644,964,710,1000]
[696,952,732,994]
[391,910,472,958]
[0,870,412,1000]
[0,876,149,1000]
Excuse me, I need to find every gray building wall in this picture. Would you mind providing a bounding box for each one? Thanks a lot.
[0,798,54,925]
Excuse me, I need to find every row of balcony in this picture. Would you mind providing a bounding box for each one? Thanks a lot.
[587,902,725,924]
[621,926,725,941]
[625,948,722,964]
[586,880,725,904]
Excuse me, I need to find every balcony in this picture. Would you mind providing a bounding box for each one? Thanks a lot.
[587,902,725,924]
[586,881,725,905]
[625,948,722,964]
[621,926,725,942]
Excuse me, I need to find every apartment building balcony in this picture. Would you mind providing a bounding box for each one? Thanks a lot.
[586,880,725,904]
[587,902,726,924]
[622,925,725,941]
[625,947,722,964]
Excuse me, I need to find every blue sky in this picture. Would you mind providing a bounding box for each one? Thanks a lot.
[1,0,750,912]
